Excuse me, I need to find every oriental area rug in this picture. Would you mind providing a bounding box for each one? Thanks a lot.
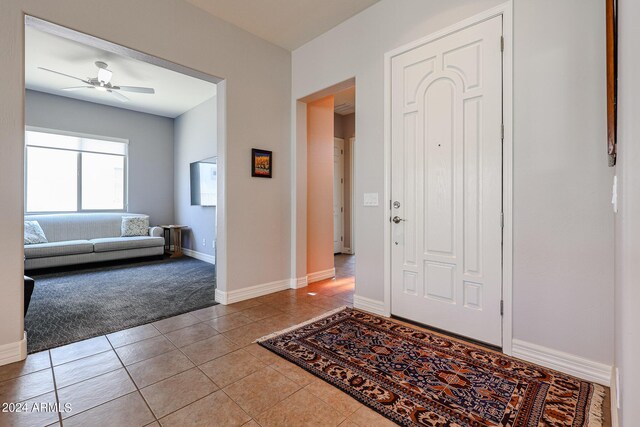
[257,307,605,427]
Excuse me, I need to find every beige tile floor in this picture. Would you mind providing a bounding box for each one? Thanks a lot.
[0,254,610,426]
[0,256,371,427]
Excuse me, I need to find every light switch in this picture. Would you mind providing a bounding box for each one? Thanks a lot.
[363,193,379,207]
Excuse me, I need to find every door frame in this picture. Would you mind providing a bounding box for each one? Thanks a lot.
[334,137,345,254]
[349,137,356,255]
[382,1,514,354]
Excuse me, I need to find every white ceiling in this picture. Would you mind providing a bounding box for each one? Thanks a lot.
[184,0,380,50]
[25,27,217,118]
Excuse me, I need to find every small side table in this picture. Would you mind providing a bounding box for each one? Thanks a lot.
[159,225,188,258]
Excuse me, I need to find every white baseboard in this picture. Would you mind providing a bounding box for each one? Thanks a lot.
[182,248,215,265]
[0,332,27,367]
[511,339,611,386]
[290,276,308,289]
[215,279,290,305]
[353,295,389,317]
[611,367,619,426]
[341,247,352,255]
[307,268,335,284]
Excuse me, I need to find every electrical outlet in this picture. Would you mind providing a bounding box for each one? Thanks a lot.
[202,238,206,246]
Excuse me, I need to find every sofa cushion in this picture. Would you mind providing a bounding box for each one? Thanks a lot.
[24,221,48,245]
[91,236,164,253]
[121,216,150,237]
[24,240,94,259]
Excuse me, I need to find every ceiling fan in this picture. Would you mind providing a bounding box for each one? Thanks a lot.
[38,61,155,102]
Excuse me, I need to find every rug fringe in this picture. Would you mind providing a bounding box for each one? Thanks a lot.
[255,306,349,343]
[587,384,606,427]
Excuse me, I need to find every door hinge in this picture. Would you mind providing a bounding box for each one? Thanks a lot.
[341,236,343,242]
[341,207,343,213]
[500,300,504,316]
[501,123,505,140]
[341,178,343,184]
[500,36,504,52]
[500,212,504,229]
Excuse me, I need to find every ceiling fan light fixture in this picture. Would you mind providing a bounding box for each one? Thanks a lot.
[97,67,112,84]
[95,86,107,92]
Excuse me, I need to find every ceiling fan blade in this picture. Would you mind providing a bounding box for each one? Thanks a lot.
[62,86,95,91]
[38,67,90,84]
[108,89,129,102]
[113,86,155,94]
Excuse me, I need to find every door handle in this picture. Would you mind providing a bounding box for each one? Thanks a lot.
[392,216,405,224]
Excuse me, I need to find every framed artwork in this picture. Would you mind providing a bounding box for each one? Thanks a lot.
[251,148,273,178]
[606,0,617,166]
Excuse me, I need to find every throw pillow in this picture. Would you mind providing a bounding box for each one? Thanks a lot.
[24,220,48,245]
[121,216,149,237]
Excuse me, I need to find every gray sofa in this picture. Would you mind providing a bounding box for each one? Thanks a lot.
[24,213,164,270]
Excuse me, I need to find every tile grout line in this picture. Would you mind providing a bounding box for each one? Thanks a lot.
[155,388,237,424]
[0,365,50,385]
[106,333,159,423]
[126,351,195,390]
[50,341,160,423]
[47,351,64,427]
[137,328,286,421]
[219,388,255,425]
[50,347,112,368]
[138,330,230,423]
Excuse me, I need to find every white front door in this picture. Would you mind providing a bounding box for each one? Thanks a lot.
[333,138,344,254]
[390,16,503,346]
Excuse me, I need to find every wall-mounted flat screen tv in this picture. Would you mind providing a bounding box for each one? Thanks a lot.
[190,157,217,206]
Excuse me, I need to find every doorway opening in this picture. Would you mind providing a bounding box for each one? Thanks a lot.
[294,78,356,297]
[22,16,226,353]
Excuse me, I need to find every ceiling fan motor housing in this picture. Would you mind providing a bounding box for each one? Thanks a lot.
[95,61,113,84]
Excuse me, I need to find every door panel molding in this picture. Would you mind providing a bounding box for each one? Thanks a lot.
[383,1,513,354]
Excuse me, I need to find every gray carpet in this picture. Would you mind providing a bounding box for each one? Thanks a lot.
[26,257,217,353]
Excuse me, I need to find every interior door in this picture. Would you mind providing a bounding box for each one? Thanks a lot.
[390,16,503,346]
[334,138,344,254]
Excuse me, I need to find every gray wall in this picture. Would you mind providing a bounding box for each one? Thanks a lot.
[615,0,640,422]
[25,89,175,225]
[512,0,613,365]
[174,96,217,257]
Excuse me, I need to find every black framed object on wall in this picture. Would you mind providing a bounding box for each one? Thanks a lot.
[251,148,272,178]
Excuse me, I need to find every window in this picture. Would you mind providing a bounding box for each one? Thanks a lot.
[25,129,127,213]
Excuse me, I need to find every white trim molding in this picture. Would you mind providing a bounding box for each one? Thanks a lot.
[383,1,514,354]
[512,339,612,386]
[215,279,290,305]
[341,248,352,255]
[307,268,335,284]
[290,276,308,289]
[353,295,389,317]
[0,332,27,366]
[611,367,620,426]
[182,248,215,265]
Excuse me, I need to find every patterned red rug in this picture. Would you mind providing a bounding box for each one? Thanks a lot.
[257,307,605,426]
